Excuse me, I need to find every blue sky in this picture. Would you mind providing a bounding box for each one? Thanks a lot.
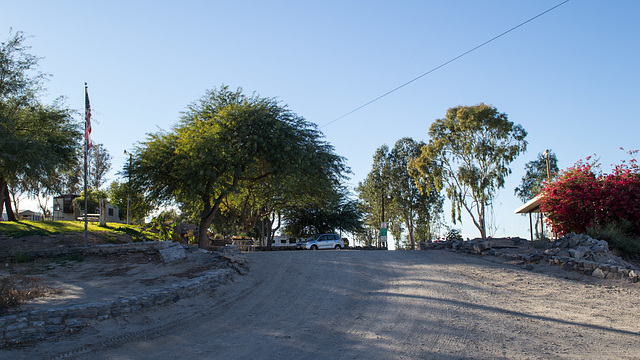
[3,1,639,240]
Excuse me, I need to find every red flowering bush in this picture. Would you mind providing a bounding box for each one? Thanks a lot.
[539,151,640,236]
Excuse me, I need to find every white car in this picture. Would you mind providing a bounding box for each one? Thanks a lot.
[295,234,344,250]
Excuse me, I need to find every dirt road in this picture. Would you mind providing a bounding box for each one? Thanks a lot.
[7,250,640,359]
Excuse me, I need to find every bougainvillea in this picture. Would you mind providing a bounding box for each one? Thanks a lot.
[539,150,640,236]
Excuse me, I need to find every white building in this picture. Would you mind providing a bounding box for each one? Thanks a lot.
[52,194,122,223]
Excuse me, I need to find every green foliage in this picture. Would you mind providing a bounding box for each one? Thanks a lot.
[412,104,527,238]
[106,180,152,224]
[13,252,30,263]
[282,187,363,237]
[0,220,117,237]
[540,151,640,236]
[74,188,108,214]
[389,138,443,247]
[148,211,178,242]
[445,228,463,241]
[111,225,150,242]
[56,253,84,265]
[514,150,559,240]
[586,221,640,261]
[0,30,81,219]
[358,138,444,249]
[132,85,347,248]
[357,145,390,228]
[514,150,559,202]
[88,143,112,189]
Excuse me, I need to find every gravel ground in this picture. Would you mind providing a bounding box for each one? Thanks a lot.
[4,249,640,360]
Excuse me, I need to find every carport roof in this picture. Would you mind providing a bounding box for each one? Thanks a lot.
[514,194,543,214]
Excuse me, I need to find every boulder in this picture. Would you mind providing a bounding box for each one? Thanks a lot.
[591,268,606,279]
[159,243,187,263]
[473,241,491,253]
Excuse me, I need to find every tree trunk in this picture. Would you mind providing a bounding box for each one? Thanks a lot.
[2,183,17,221]
[197,180,231,249]
[0,179,5,220]
[406,217,415,250]
[198,185,214,249]
[267,212,281,249]
[264,217,273,250]
[198,216,212,249]
[479,203,486,239]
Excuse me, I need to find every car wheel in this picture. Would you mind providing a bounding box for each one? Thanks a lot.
[334,245,341,250]
[310,245,318,250]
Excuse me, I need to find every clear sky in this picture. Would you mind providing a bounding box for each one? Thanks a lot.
[3,0,639,240]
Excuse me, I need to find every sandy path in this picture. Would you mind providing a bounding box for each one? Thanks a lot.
[6,250,640,359]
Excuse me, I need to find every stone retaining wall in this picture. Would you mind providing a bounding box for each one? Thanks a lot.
[1,241,173,262]
[0,242,236,347]
[420,233,640,283]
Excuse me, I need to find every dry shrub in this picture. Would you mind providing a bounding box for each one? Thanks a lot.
[0,275,59,314]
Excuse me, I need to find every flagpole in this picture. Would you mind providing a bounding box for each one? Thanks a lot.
[84,83,89,247]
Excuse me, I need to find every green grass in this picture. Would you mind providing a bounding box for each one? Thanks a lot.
[0,220,151,239]
[13,252,31,263]
[55,253,84,266]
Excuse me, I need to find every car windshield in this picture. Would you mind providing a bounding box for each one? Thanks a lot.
[305,235,319,242]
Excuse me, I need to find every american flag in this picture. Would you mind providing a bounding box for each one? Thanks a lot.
[85,85,93,150]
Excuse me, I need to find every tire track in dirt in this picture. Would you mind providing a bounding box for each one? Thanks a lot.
[7,250,640,360]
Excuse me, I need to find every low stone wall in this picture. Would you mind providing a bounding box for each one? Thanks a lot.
[0,242,240,347]
[0,241,172,262]
[420,233,640,283]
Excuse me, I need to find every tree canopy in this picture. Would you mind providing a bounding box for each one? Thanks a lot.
[514,150,558,240]
[514,150,559,202]
[282,186,363,237]
[411,103,527,239]
[358,138,443,249]
[106,180,152,224]
[388,138,443,248]
[131,86,348,248]
[0,31,81,220]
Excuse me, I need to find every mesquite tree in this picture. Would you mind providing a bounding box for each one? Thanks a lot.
[131,86,347,248]
[0,31,80,220]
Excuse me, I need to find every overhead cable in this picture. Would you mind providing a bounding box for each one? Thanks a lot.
[321,0,571,128]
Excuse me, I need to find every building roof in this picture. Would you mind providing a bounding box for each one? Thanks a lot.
[514,194,543,214]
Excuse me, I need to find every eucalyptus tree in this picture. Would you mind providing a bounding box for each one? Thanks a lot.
[356,145,395,247]
[388,137,443,249]
[411,104,527,239]
[88,143,112,189]
[358,139,443,249]
[0,31,81,220]
[131,86,347,248]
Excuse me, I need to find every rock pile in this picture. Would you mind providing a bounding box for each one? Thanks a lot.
[217,245,250,275]
[420,233,640,283]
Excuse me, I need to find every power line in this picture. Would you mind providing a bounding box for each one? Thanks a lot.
[321,0,571,128]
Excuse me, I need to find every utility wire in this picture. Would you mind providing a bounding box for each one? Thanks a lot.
[321,0,571,128]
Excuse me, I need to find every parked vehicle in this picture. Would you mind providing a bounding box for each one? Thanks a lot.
[270,236,296,248]
[295,234,344,250]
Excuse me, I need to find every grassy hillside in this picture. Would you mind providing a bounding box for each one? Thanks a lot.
[0,220,146,239]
